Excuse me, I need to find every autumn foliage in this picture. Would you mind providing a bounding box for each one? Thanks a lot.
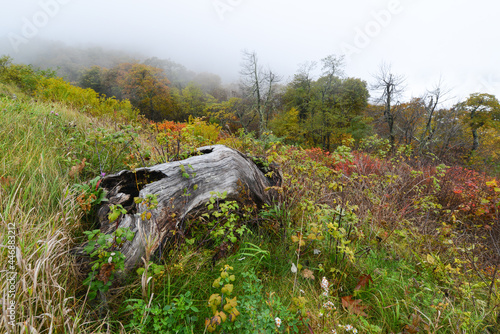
[439,167,499,223]
[153,120,186,136]
[2,53,500,333]
[300,147,385,176]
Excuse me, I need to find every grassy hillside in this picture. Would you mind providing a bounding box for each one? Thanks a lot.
[1,79,499,333]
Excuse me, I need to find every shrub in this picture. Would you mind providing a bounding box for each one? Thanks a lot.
[0,55,54,93]
[183,116,221,146]
[126,292,199,333]
[36,77,138,120]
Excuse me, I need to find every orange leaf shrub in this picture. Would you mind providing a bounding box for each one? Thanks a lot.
[152,120,186,140]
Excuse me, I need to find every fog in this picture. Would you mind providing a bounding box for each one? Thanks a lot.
[1,0,499,102]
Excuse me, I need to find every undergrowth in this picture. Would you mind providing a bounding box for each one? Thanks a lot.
[0,84,499,334]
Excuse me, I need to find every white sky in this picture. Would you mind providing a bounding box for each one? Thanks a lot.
[1,0,499,104]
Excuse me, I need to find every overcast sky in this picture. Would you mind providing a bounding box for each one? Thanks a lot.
[1,0,499,104]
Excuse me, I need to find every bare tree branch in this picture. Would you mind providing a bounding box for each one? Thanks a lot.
[371,62,406,149]
[239,50,281,134]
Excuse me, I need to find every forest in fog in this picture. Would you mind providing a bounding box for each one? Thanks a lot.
[15,41,498,173]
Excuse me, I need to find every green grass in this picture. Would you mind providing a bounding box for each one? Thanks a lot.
[0,98,88,332]
[0,96,137,333]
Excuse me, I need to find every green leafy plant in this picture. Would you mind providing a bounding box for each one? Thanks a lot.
[179,164,198,198]
[136,262,165,278]
[82,204,134,300]
[179,163,195,179]
[73,176,108,213]
[63,125,144,183]
[134,194,159,221]
[291,201,359,281]
[232,269,304,333]
[205,264,240,332]
[126,291,199,333]
[201,191,248,245]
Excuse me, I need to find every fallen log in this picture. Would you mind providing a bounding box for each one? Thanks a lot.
[91,144,280,272]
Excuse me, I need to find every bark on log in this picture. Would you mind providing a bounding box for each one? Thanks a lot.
[92,145,281,272]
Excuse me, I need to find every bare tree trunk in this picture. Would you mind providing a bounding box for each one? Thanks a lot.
[240,50,281,136]
[83,145,281,272]
[385,95,395,148]
[471,128,480,153]
[371,63,405,152]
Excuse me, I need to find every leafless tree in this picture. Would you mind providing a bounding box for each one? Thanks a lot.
[297,61,318,81]
[319,55,345,103]
[395,97,425,145]
[371,63,405,149]
[417,79,453,153]
[434,106,466,160]
[239,50,281,135]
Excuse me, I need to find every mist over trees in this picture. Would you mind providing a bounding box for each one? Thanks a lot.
[4,41,500,174]
[7,40,139,83]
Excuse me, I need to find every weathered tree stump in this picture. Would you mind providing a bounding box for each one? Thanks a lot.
[92,145,281,272]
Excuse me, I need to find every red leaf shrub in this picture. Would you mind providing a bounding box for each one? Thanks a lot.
[438,167,498,222]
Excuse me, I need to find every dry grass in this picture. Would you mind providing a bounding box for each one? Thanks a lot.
[0,182,89,333]
[0,98,132,333]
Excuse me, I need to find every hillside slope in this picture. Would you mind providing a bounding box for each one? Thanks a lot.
[1,84,499,333]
